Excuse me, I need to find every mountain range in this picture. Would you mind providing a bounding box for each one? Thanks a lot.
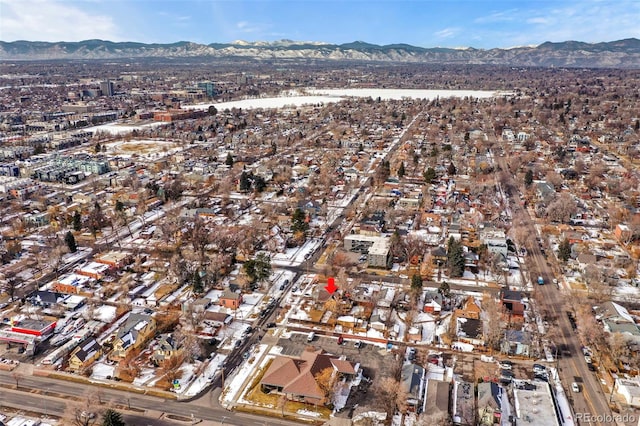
[2,38,640,68]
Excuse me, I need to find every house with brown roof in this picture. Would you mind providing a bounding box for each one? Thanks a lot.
[455,297,482,320]
[260,347,359,405]
[500,289,525,323]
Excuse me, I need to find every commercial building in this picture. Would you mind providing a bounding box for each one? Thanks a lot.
[344,234,391,268]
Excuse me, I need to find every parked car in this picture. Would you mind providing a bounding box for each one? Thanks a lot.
[407,347,417,361]
[307,332,316,342]
[337,336,344,345]
[534,373,549,382]
[354,340,363,349]
[587,363,596,372]
[572,382,580,393]
[265,322,276,329]
[584,356,592,364]
[500,369,514,378]
[499,360,513,370]
[533,363,546,373]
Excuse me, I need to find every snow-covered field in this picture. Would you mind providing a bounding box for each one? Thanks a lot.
[88,121,164,135]
[184,88,506,113]
[184,95,341,111]
[308,88,502,100]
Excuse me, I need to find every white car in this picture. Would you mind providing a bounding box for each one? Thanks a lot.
[571,382,580,393]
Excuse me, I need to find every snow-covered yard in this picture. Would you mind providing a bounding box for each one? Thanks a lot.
[271,238,323,267]
[221,343,270,406]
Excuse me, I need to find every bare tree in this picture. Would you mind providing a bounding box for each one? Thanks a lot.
[314,367,338,405]
[545,193,578,223]
[609,332,631,370]
[374,377,408,417]
[482,295,504,352]
[11,371,23,389]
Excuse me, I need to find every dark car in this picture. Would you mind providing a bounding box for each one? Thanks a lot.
[587,363,596,372]
[265,322,276,328]
[534,373,549,382]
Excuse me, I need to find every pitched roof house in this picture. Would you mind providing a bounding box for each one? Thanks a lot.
[401,363,426,410]
[68,338,102,372]
[477,382,502,425]
[108,312,156,360]
[260,347,358,405]
[151,333,184,365]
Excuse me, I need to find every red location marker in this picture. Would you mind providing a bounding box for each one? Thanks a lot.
[325,277,338,295]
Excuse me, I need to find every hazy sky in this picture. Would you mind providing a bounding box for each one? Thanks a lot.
[1,0,639,49]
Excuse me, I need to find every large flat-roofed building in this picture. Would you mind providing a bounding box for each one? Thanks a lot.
[344,234,391,268]
[11,317,57,337]
[513,381,559,426]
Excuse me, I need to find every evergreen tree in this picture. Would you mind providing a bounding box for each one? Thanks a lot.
[239,171,252,192]
[524,169,534,188]
[65,231,77,253]
[291,208,309,234]
[243,253,272,285]
[398,161,406,178]
[411,273,423,292]
[447,162,457,176]
[558,238,572,262]
[73,211,82,231]
[101,408,125,426]
[192,271,204,294]
[423,167,436,183]
[225,152,234,166]
[253,175,266,193]
[115,200,124,212]
[446,237,465,278]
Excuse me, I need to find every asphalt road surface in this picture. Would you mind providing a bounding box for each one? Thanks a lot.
[0,371,302,426]
[497,154,615,425]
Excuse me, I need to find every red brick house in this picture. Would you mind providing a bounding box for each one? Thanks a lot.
[219,290,242,310]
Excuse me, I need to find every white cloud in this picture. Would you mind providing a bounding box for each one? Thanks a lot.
[472,1,640,47]
[0,0,119,41]
[235,20,266,34]
[474,9,519,24]
[434,27,459,39]
[526,17,549,25]
[524,1,640,43]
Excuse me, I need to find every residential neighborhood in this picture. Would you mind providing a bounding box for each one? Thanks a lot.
[1,52,640,426]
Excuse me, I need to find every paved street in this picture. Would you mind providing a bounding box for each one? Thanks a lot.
[498,155,616,426]
[0,371,304,426]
